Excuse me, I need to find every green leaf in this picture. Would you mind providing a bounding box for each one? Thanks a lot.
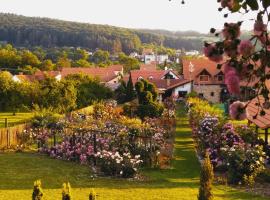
[246,0,259,10]
[263,0,270,9]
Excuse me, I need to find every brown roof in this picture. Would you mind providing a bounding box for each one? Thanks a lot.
[151,79,191,90]
[128,69,190,91]
[60,65,123,82]
[140,63,157,71]
[247,96,270,129]
[130,69,180,84]
[15,65,123,83]
[182,58,224,85]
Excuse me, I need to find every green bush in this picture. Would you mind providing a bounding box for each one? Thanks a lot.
[198,154,214,200]
[32,180,43,200]
[136,102,164,119]
[187,91,198,98]
[62,182,72,200]
[89,188,97,200]
[32,105,62,128]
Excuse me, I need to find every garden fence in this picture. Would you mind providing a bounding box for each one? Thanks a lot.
[0,119,29,149]
[45,127,157,167]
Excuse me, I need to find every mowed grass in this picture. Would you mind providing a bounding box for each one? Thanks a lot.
[0,112,33,128]
[0,105,268,200]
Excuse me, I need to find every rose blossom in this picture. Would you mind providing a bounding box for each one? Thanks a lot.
[203,43,223,63]
[222,23,241,40]
[238,40,254,58]
[254,20,267,36]
[229,101,248,120]
[223,62,235,74]
[225,70,240,94]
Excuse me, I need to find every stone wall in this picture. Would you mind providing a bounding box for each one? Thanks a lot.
[194,85,222,103]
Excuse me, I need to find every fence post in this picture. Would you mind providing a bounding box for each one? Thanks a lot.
[5,118,8,128]
[53,132,56,146]
[149,136,152,167]
[93,132,97,166]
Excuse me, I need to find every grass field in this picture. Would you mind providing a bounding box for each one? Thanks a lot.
[0,112,33,128]
[0,105,268,200]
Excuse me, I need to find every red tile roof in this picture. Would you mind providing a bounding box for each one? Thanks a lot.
[60,65,123,82]
[140,63,157,71]
[130,69,180,84]
[128,69,190,91]
[182,58,224,85]
[15,65,123,83]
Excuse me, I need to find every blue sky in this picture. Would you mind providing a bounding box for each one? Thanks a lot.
[0,0,255,33]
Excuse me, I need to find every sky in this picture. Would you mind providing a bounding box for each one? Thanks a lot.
[0,0,256,33]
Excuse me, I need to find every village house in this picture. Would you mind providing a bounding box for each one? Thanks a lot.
[128,64,192,101]
[13,65,124,90]
[182,58,228,103]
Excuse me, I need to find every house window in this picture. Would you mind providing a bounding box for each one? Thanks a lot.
[137,76,143,80]
[217,75,223,81]
[199,93,204,98]
[199,75,209,82]
[211,92,214,97]
[148,76,154,80]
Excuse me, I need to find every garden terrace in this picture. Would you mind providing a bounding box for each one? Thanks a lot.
[246,96,270,144]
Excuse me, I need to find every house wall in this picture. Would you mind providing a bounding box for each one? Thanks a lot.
[194,84,222,103]
[145,55,156,64]
[172,82,192,96]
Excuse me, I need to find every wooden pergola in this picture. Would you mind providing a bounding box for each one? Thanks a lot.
[246,96,269,144]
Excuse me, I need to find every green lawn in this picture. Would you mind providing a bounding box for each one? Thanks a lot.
[0,105,268,199]
[0,112,33,128]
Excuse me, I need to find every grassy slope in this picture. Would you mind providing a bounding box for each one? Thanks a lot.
[0,105,268,200]
[0,113,33,128]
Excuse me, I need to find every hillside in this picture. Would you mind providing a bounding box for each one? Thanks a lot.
[0,13,214,53]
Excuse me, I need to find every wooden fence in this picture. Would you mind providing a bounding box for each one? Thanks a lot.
[0,123,29,149]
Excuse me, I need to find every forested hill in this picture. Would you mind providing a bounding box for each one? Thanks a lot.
[0,13,213,53]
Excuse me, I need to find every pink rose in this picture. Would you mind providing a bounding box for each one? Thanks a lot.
[203,43,223,63]
[229,101,247,120]
[254,20,267,36]
[222,23,241,40]
[238,40,254,58]
[225,70,240,94]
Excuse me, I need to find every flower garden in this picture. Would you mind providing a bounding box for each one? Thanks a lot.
[188,97,270,188]
[1,101,270,199]
[19,100,177,179]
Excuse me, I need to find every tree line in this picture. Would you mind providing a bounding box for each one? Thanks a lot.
[0,71,112,113]
[0,44,140,74]
[0,13,205,53]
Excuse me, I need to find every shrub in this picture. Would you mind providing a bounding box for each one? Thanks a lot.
[32,180,43,200]
[222,145,265,184]
[89,189,97,200]
[136,102,164,119]
[187,91,198,98]
[62,182,72,200]
[235,125,258,146]
[32,105,62,128]
[95,150,142,178]
[198,154,214,200]
[123,101,138,118]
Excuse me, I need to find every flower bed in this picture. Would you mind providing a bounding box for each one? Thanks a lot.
[23,100,176,178]
[188,97,267,185]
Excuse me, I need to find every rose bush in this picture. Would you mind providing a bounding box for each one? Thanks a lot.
[188,97,266,184]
